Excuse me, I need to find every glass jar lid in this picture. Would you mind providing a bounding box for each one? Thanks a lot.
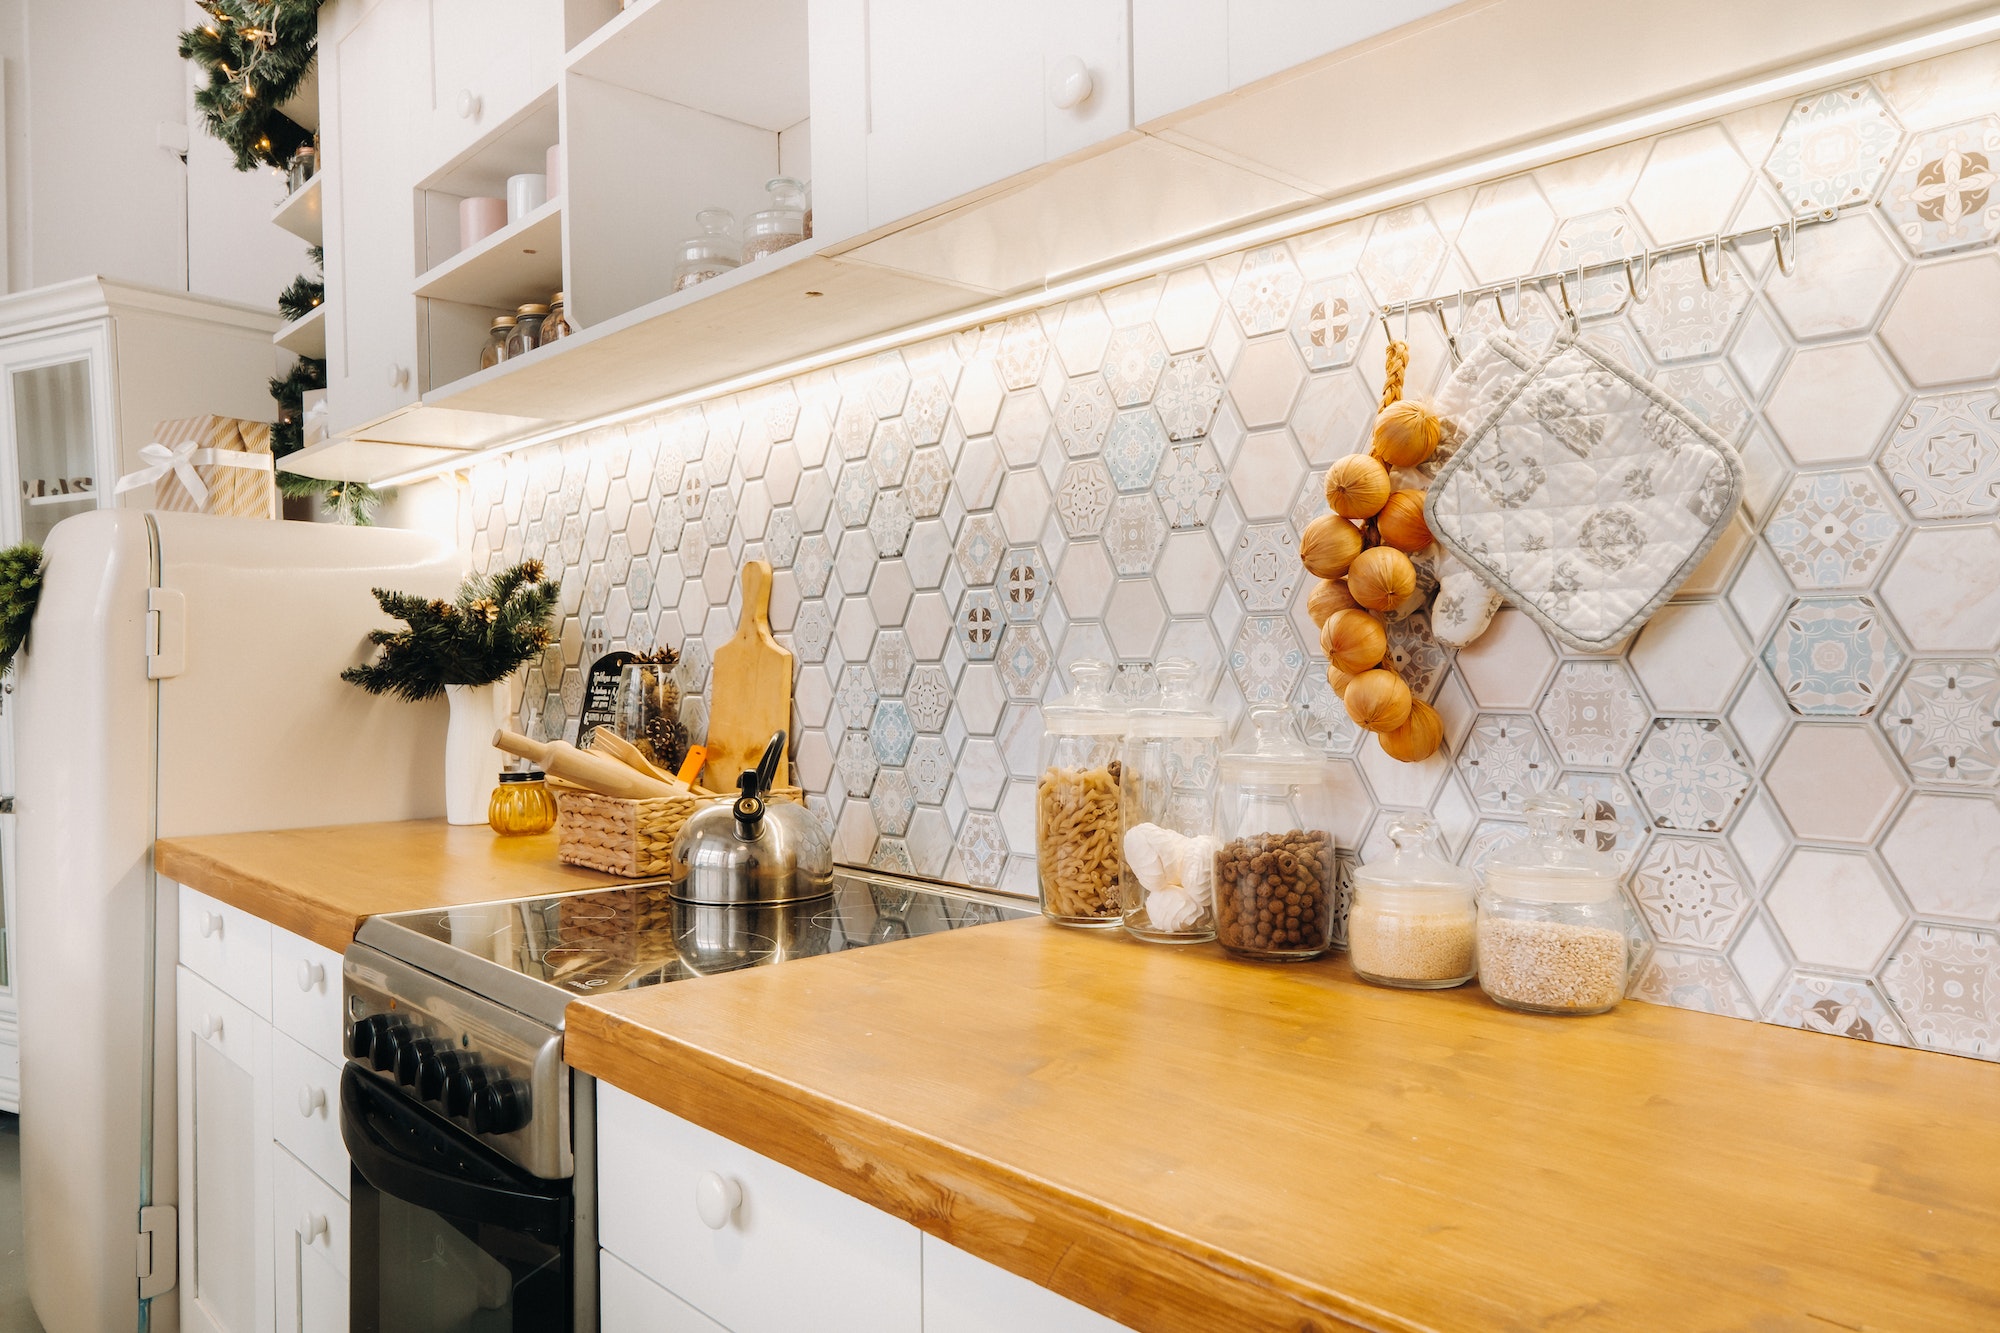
[1043,658,1125,736]
[1218,706,1324,784]
[1354,812,1476,901]
[765,176,807,210]
[490,315,516,330]
[1486,793,1621,903]
[515,303,549,317]
[1124,657,1224,738]
[498,769,545,783]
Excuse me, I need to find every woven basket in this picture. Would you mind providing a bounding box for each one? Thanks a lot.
[554,788,705,877]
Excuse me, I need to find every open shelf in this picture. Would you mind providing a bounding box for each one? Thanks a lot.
[274,303,328,358]
[415,199,564,308]
[566,0,808,132]
[271,174,323,246]
[420,87,561,202]
[24,490,94,508]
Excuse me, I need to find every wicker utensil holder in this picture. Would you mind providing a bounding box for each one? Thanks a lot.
[554,787,705,877]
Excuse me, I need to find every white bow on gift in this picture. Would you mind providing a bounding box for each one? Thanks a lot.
[114,439,274,509]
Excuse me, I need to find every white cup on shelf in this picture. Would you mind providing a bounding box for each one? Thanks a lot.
[506,173,548,224]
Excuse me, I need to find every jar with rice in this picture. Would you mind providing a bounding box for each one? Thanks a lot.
[1476,793,1636,1016]
[1348,812,1477,989]
[1036,659,1127,927]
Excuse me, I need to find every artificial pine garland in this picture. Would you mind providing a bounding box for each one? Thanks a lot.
[277,273,323,323]
[180,0,324,172]
[343,561,559,702]
[0,544,44,676]
[268,247,378,524]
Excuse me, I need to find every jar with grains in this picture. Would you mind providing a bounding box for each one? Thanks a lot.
[1118,657,1224,944]
[544,291,573,342]
[1349,813,1477,989]
[671,209,741,293]
[1213,707,1337,961]
[742,177,808,262]
[504,304,548,359]
[1036,659,1127,928]
[1476,794,1634,1016]
[481,315,515,369]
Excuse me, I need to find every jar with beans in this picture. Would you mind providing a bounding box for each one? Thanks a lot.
[1118,657,1224,944]
[1212,707,1337,961]
[1349,813,1477,989]
[1036,659,1127,928]
[1476,794,1635,1016]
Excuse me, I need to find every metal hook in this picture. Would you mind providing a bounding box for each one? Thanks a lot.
[1552,268,1575,319]
[1379,313,1394,344]
[1771,215,1797,277]
[1624,252,1651,305]
[1491,285,1513,329]
[1434,300,1462,367]
[1698,235,1723,289]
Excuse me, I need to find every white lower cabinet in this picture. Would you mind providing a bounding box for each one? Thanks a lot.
[600,1250,729,1333]
[272,1145,349,1333]
[177,965,274,1333]
[922,1234,1133,1332]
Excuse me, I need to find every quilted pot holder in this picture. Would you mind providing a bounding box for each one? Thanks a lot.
[1421,330,1742,653]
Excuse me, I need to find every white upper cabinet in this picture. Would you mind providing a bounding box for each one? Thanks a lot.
[426,0,563,173]
[1131,0,1464,124]
[860,0,1131,228]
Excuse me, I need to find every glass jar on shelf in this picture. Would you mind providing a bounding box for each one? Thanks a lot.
[1476,793,1635,1016]
[1212,707,1336,962]
[742,177,808,262]
[1036,659,1127,928]
[672,209,740,292]
[1349,813,1477,989]
[1118,658,1223,944]
[544,292,573,342]
[504,304,548,359]
[287,142,317,194]
[481,315,516,369]
[488,769,556,836]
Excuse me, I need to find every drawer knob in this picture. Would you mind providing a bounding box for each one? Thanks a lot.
[199,911,223,940]
[388,362,411,389]
[300,1211,328,1243]
[695,1171,742,1231]
[456,88,481,121]
[201,1014,224,1041]
[297,959,325,992]
[1048,56,1093,110]
[298,1083,327,1118]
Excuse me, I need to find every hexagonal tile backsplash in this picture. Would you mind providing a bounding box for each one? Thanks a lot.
[461,53,2000,1065]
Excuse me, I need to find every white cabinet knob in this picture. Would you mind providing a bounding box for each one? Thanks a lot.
[298,1084,326,1118]
[1048,56,1093,110]
[297,959,325,992]
[201,1014,224,1041]
[300,1212,328,1243]
[199,911,223,939]
[456,89,482,121]
[389,363,410,389]
[694,1172,742,1231]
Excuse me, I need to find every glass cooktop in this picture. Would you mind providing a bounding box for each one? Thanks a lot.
[353,869,1033,1027]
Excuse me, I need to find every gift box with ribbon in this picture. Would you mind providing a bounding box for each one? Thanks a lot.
[115,415,277,519]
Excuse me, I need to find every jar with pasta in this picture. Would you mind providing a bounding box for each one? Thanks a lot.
[1119,657,1223,943]
[1349,813,1477,989]
[1036,659,1127,927]
[1476,794,1635,1016]
[1213,707,1337,961]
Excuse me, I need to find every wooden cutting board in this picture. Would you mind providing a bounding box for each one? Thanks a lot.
[701,559,793,792]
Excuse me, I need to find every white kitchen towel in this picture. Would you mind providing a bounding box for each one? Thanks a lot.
[1422,330,1741,653]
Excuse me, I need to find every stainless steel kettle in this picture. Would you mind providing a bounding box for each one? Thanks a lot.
[669,731,833,906]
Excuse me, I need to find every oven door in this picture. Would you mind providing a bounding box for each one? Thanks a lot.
[341,1064,573,1332]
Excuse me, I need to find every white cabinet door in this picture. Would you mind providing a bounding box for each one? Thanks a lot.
[863,0,1130,228]
[269,927,345,1068]
[324,0,429,433]
[177,966,274,1333]
[426,0,560,173]
[600,1250,729,1333]
[922,1235,1134,1332]
[273,1145,349,1333]
[597,1084,922,1333]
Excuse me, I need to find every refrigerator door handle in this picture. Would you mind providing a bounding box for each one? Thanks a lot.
[145,587,185,679]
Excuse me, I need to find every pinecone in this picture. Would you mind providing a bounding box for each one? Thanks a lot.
[631,645,686,772]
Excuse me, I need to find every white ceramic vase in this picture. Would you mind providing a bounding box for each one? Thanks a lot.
[443,682,505,825]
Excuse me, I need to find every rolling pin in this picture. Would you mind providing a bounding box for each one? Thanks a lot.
[492,729,689,800]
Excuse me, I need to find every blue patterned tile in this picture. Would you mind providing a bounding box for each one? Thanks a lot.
[1628,718,1752,832]
[999,547,1051,622]
[1228,615,1306,705]
[832,461,876,528]
[1104,408,1168,493]
[869,629,915,696]
[1762,595,1905,715]
[1765,82,1902,214]
[1457,714,1556,815]
[1764,470,1906,590]
[958,587,1002,661]
[997,624,1054,699]
[869,418,913,489]
[868,489,914,557]
[907,736,952,803]
[955,512,1005,585]
[871,700,916,766]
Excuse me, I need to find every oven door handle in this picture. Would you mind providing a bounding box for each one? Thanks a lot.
[340,1064,569,1242]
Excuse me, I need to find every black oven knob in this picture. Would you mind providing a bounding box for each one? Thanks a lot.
[470,1079,529,1136]
[416,1049,464,1102]
[395,1037,438,1088]
[349,1013,393,1061]
[371,1020,414,1074]
[444,1061,494,1118]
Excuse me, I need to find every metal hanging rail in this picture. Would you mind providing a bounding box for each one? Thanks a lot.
[1375,201,1859,351]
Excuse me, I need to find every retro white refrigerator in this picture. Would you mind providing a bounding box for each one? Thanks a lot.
[14,509,461,1333]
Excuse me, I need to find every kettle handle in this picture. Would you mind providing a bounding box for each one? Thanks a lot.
[732,730,788,840]
[753,730,787,796]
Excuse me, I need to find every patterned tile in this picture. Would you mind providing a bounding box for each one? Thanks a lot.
[1629,718,1752,832]
[1537,660,1650,769]
[1557,770,1648,870]
[1228,615,1306,705]
[906,735,952,803]
[1154,352,1225,440]
[1105,494,1169,576]
[1055,377,1115,456]
[1763,470,1906,590]
[1227,245,1304,336]
[999,547,1051,622]
[1768,972,1908,1045]
[1877,116,2000,255]
[834,665,875,728]
[1632,836,1751,947]
[870,768,915,835]
[905,447,952,518]
[996,623,1054,699]
[903,373,951,446]
[1104,408,1169,492]
[1153,440,1225,528]
[869,419,913,489]
[1385,611,1452,702]
[1656,363,1750,444]
[1761,595,1906,716]
[996,314,1049,391]
[906,666,951,732]
[1102,325,1169,407]
[1054,459,1115,538]
[955,512,1005,585]
[1229,522,1300,612]
[868,490,913,557]
[832,461,876,528]
[1457,713,1556,815]
[868,630,915,696]
[1883,657,2000,787]
[1764,82,1903,213]
[1287,274,1369,370]
[791,600,834,662]
[1552,208,1643,318]
[957,587,1002,661]
[836,728,879,797]
[1629,251,1750,363]
[1461,819,1531,877]
[1880,391,2000,519]
[870,700,916,766]
[1295,669,1365,759]
[1358,205,1447,305]
[1629,950,1758,1019]
[955,812,1008,887]
[1879,923,2000,1058]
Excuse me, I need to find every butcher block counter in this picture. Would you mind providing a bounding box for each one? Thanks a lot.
[567,917,2000,1333]
[154,818,625,952]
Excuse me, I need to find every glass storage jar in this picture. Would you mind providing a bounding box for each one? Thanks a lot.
[1213,707,1337,961]
[504,304,548,358]
[488,770,556,836]
[672,209,740,292]
[481,316,516,369]
[1477,793,1634,1016]
[1036,659,1127,928]
[544,291,573,342]
[1118,658,1223,943]
[1349,813,1477,988]
[743,177,808,262]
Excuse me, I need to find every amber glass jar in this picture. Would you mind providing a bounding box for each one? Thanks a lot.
[488,770,556,836]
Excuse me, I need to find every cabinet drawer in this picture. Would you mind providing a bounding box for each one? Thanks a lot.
[600,1250,728,1333]
[270,928,345,1066]
[923,1234,1133,1332]
[597,1084,922,1333]
[272,1032,347,1200]
[178,882,272,1018]
[274,1144,349,1333]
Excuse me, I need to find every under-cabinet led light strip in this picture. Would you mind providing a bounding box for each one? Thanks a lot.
[376,6,2000,488]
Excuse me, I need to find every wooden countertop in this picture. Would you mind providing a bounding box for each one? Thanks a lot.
[155,819,627,952]
[567,918,2000,1333]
